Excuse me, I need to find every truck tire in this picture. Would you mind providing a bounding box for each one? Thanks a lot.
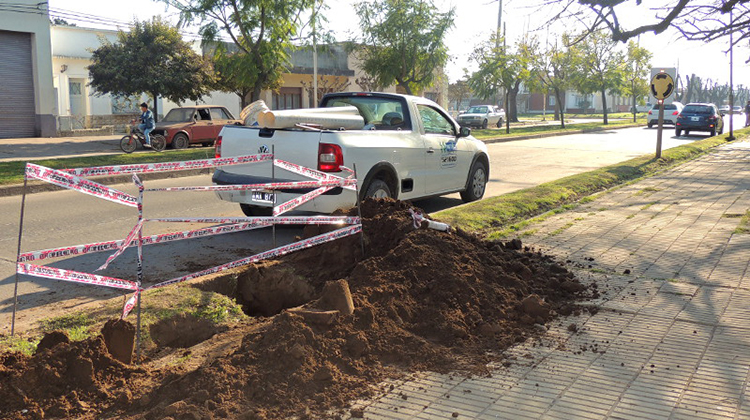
[496,118,503,128]
[240,203,273,217]
[364,179,391,199]
[481,119,488,129]
[460,160,487,203]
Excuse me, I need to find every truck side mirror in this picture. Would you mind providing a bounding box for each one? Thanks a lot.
[459,126,471,137]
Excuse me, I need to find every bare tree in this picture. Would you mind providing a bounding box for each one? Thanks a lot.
[539,1,750,48]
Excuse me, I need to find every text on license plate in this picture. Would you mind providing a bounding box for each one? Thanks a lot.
[691,116,700,121]
[252,191,275,203]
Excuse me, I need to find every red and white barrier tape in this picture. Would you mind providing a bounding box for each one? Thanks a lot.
[273,186,333,216]
[18,222,276,263]
[62,153,273,177]
[97,221,144,272]
[144,177,357,193]
[145,215,360,225]
[121,290,140,319]
[17,263,138,291]
[146,224,362,291]
[25,163,137,207]
[274,159,357,191]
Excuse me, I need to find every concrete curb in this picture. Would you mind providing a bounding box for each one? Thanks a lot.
[481,123,643,144]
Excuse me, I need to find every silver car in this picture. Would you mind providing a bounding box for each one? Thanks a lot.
[458,105,505,129]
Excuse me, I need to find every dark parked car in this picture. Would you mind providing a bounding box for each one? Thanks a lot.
[152,106,242,149]
[675,103,724,137]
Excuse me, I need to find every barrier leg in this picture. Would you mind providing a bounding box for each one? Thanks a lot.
[353,164,366,258]
[272,145,276,248]
[135,179,144,363]
[11,177,28,336]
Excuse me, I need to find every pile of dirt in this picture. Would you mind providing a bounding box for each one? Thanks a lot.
[0,333,149,419]
[0,198,594,419]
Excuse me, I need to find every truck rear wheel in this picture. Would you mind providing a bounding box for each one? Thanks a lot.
[364,179,391,199]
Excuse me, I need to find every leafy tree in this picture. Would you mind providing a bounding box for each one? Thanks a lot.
[622,41,652,122]
[165,0,318,102]
[88,17,214,120]
[210,50,257,109]
[469,34,534,129]
[354,0,454,95]
[533,37,575,128]
[448,78,472,111]
[569,31,626,124]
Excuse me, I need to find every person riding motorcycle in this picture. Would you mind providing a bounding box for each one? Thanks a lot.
[137,102,155,147]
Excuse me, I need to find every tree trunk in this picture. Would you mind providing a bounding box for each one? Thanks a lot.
[553,90,561,121]
[508,79,521,123]
[151,92,159,122]
[251,85,262,104]
[632,90,637,123]
[601,89,608,125]
[505,92,510,134]
[555,88,565,129]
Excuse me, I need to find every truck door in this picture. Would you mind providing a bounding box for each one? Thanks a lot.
[417,104,471,195]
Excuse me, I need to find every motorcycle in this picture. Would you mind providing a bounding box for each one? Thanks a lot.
[119,120,166,153]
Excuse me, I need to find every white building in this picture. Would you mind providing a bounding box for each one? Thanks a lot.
[0,0,56,138]
[52,24,240,132]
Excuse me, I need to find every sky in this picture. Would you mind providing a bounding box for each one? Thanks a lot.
[47,0,750,88]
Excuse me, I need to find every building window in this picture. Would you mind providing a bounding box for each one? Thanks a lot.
[273,87,302,110]
[549,95,556,106]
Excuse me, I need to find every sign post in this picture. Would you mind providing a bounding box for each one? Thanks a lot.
[650,71,675,159]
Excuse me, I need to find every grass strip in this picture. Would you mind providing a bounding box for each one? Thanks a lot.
[0,148,216,185]
[436,130,747,239]
[472,119,641,140]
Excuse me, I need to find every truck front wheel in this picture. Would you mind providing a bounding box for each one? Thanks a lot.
[363,179,392,199]
[460,160,487,202]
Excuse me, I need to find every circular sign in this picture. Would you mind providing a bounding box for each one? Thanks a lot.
[650,72,675,100]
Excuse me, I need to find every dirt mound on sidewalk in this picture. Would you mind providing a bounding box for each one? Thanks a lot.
[0,198,593,419]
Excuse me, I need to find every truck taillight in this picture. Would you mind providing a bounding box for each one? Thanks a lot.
[318,143,343,172]
[215,136,222,158]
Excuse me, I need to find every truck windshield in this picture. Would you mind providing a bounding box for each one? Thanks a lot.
[323,96,411,130]
[467,106,489,113]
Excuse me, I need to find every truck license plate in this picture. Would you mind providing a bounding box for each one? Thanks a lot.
[251,191,274,203]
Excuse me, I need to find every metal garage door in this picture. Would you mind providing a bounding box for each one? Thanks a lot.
[0,30,36,138]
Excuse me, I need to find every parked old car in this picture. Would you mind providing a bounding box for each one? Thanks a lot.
[152,105,242,149]
[675,103,724,137]
[457,105,505,129]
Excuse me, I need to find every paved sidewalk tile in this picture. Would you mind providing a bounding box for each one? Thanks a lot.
[344,141,750,419]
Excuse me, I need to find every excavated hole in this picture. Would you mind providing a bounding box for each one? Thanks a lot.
[194,260,316,318]
[234,260,316,316]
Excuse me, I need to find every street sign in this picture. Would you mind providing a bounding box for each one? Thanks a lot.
[650,72,675,101]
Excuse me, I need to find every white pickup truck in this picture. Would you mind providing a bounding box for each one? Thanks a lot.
[213,92,490,215]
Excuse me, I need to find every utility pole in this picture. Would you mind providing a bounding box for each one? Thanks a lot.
[727,6,735,140]
[312,1,319,108]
